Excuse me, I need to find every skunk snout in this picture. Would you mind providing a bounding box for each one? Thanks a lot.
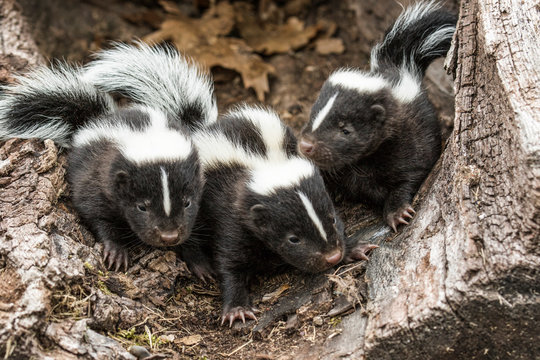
[299,139,315,155]
[157,229,179,246]
[325,249,343,266]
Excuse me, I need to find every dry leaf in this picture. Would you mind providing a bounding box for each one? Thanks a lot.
[261,283,290,303]
[176,334,202,346]
[189,38,275,102]
[144,1,234,50]
[315,38,345,55]
[235,3,319,55]
[144,1,274,101]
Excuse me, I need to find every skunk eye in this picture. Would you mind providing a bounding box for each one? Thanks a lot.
[341,128,350,135]
[137,204,147,212]
[288,235,300,244]
[184,199,191,208]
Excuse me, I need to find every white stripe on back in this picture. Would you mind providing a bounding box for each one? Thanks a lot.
[73,106,192,164]
[329,70,388,94]
[311,93,338,131]
[297,191,327,242]
[160,167,171,216]
[248,157,315,196]
[391,67,421,103]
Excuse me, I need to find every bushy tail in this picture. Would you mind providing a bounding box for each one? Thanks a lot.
[0,64,115,147]
[370,1,457,77]
[83,42,218,130]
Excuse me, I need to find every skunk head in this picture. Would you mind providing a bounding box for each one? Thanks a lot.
[299,69,401,170]
[75,106,203,247]
[109,152,202,248]
[242,157,345,273]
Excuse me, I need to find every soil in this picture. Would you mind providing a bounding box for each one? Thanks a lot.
[6,0,455,358]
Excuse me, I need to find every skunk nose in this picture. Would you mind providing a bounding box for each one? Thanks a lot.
[159,230,179,245]
[299,140,315,155]
[325,249,343,266]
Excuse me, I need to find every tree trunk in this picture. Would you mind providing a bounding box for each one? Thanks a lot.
[321,0,540,358]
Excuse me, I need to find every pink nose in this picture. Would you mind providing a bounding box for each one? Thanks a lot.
[160,230,179,245]
[325,249,342,266]
[299,140,315,155]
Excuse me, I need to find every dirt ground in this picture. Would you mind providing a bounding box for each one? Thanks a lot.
[7,0,455,358]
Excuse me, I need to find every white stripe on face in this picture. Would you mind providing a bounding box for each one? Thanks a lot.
[160,167,171,216]
[311,93,338,131]
[297,191,327,242]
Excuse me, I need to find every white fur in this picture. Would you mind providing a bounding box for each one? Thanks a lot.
[297,191,327,241]
[329,70,389,94]
[194,130,261,171]
[419,26,456,58]
[160,167,171,216]
[392,67,422,103]
[311,93,338,131]
[248,157,315,196]
[371,1,451,73]
[84,42,217,127]
[227,105,287,157]
[194,106,317,196]
[194,105,291,171]
[195,130,315,195]
[0,64,115,147]
[370,43,382,72]
[384,1,443,47]
[74,106,192,164]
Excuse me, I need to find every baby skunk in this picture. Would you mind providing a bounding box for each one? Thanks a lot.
[298,1,457,232]
[180,106,373,327]
[0,43,216,271]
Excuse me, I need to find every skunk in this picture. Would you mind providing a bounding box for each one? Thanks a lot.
[179,105,376,327]
[0,43,216,271]
[298,1,457,232]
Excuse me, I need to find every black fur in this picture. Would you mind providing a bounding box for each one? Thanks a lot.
[299,2,456,231]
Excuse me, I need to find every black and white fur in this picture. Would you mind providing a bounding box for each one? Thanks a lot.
[0,43,216,271]
[83,42,217,131]
[180,106,351,326]
[298,1,456,232]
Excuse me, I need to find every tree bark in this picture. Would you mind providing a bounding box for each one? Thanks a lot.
[321,0,540,358]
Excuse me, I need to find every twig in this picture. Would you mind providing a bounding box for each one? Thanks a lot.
[225,339,253,357]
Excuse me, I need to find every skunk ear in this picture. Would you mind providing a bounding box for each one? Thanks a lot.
[114,171,131,195]
[250,204,268,228]
[371,104,386,122]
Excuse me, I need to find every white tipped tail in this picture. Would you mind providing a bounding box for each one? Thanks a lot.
[370,1,457,77]
[84,42,217,130]
[0,64,115,147]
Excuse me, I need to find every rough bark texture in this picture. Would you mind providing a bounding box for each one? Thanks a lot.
[320,0,540,359]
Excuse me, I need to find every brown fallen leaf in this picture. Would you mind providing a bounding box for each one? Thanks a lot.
[176,334,202,346]
[315,38,345,55]
[235,2,319,55]
[144,1,234,50]
[144,1,274,101]
[190,38,275,102]
[261,283,290,303]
